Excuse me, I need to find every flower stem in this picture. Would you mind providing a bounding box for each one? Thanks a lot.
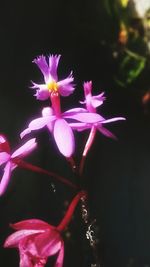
[13,159,77,190]
[57,190,87,232]
[79,126,97,176]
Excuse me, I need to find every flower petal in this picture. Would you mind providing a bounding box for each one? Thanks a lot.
[63,107,87,117]
[96,125,117,140]
[33,55,49,82]
[65,112,104,123]
[0,161,12,196]
[49,54,61,81]
[34,230,61,257]
[4,229,44,248]
[58,73,75,96]
[0,152,10,165]
[11,219,53,231]
[101,117,126,124]
[55,241,64,267]
[53,119,75,157]
[11,138,37,158]
[19,252,33,267]
[69,122,89,131]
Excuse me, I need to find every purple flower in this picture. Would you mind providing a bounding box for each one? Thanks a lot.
[31,55,75,100]
[20,106,104,158]
[0,135,37,196]
[70,81,125,139]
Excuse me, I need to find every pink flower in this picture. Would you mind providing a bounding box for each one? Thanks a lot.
[31,55,75,100]
[20,105,104,158]
[4,191,86,267]
[0,135,37,196]
[70,81,125,139]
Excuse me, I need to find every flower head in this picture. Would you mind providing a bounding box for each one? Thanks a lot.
[20,106,103,158]
[71,81,125,139]
[4,191,86,267]
[31,55,75,100]
[0,135,37,195]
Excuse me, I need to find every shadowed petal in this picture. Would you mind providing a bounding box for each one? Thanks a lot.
[53,119,75,157]
[19,252,33,267]
[34,230,61,257]
[11,139,37,158]
[11,219,53,231]
[0,135,10,153]
[97,125,117,140]
[0,161,12,196]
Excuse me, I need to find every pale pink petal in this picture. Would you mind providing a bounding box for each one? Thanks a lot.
[0,161,12,196]
[4,229,44,248]
[96,125,117,140]
[63,107,87,116]
[57,73,75,96]
[91,93,105,108]
[101,117,126,124]
[42,107,54,132]
[20,128,32,139]
[33,55,49,82]
[0,135,7,143]
[65,112,104,123]
[11,219,53,231]
[0,152,10,165]
[53,119,75,157]
[11,138,37,158]
[49,54,61,81]
[69,122,89,131]
[20,116,55,139]
[55,241,64,267]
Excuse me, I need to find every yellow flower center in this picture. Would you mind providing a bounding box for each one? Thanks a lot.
[47,81,58,92]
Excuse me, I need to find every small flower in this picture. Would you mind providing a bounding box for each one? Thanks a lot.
[0,135,37,196]
[70,81,125,139]
[31,55,75,100]
[20,106,103,158]
[4,191,86,267]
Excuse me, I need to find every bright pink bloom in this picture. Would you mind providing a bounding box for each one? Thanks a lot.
[0,135,37,196]
[31,55,75,100]
[20,106,104,158]
[4,191,86,267]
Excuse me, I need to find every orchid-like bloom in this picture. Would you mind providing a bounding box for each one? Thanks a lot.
[0,135,37,196]
[4,191,86,267]
[70,81,126,139]
[31,54,75,100]
[20,106,104,158]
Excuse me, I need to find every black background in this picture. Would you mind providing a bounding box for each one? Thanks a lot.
[0,1,150,266]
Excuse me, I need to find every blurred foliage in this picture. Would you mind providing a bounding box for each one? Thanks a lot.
[100,0,150,87]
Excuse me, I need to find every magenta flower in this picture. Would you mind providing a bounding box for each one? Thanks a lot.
[70,81,125,139]
[31,54,75,100]
[0,135,37,196]
[4,191,86,267]
[20,105,104,158]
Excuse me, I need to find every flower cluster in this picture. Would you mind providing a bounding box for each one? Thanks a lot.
[1,54,125,267]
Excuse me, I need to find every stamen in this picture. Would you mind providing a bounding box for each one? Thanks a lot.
[47,81,58,92]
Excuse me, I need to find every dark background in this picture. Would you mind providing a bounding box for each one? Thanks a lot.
[0,1,150,266]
